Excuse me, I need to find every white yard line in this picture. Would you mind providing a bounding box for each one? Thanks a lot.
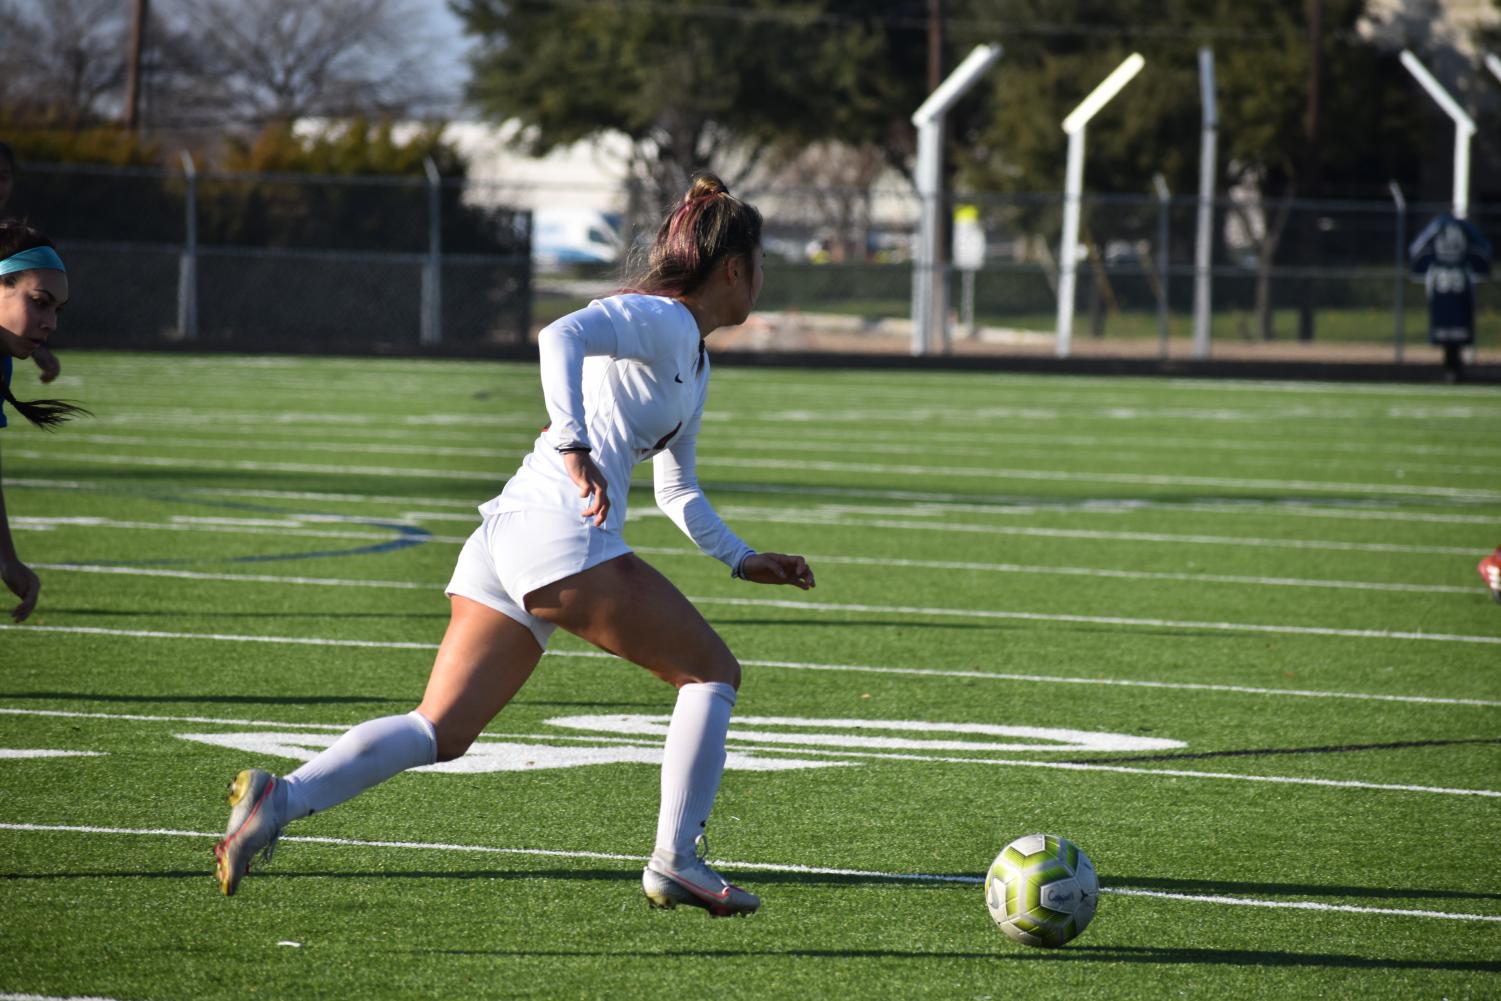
[657,507,1483,555]
[6,590,1500,648]
[75,405,1501,465]
[699,456,1501,502]
[5,621,1494,708]
[4,450,504,483]
[690,594,1501,645]
[16,506,1480,558]
[6,478,482,509]
[15,518,454,544]
[635,548,1475,595]
[1,823,1496,923]
[50,430,1501,477]
[11,476,1493,527]
[59,433,516,459]
[34,556,1477,598]
[11,448,1498,502]
[34,564,434,590]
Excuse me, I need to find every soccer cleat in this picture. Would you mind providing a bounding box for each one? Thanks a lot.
[214,768,284,896]
[642,836,760,918]
[1480,547,1501,604]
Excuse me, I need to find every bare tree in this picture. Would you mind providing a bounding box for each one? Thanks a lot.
[151,0,453,126]
[756,142,892,263]
[0,0,130,123]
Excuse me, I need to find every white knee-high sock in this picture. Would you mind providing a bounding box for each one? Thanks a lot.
[654,681,736,860]
[280,711,438,820]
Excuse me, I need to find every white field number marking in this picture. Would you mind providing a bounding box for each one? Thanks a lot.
[176,716,1182,774]
[546,715,1184,755]
[176,731,847,773]
[0,748,107,760]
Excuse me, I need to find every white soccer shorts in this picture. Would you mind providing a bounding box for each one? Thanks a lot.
[445,508,633,649]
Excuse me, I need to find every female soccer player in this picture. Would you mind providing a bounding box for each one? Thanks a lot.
[0,144,62,386]
[215,174,814,916]
[0,221,87,622]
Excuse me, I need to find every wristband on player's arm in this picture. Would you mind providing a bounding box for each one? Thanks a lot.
[730,551,757,580]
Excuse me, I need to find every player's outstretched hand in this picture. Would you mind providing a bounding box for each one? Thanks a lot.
[741,552,815,590]
[32,344,60,384]
[562,451,611,526]
[1,558,40,622]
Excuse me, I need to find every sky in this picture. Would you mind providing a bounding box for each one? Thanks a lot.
[424,3,475,114]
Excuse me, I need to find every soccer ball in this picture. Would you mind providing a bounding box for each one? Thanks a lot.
[984,833,1099,948]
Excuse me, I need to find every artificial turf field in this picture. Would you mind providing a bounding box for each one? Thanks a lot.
[1,350,1498,1000]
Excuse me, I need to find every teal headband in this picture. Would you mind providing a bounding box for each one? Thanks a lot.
[0,246,66,276]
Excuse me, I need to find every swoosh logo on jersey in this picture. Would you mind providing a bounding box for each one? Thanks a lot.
[651,421,683,452]
[674,373,684,383]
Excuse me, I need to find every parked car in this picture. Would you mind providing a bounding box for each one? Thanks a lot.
[533,208,623,270]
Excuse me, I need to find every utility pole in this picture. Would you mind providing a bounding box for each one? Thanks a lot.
[123,0,150,130]
[928,0,944,92]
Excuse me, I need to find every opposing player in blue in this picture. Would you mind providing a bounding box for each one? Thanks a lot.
[0,221,88,622]
[214,174,814,916]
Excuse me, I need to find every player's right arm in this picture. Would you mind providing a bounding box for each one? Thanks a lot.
[537,303,620,525]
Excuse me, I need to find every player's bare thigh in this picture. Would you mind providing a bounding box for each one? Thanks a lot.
[523,553,740,690]
[416,595,545,761]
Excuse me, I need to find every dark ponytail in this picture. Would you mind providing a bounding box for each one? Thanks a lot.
[1,377,89,430]
[1,220,90,430]
[622,173,762,297]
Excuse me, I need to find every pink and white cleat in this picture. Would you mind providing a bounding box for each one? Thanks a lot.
[642,837,760,917]
[1479,546,1501,604]
[213,768,284,896]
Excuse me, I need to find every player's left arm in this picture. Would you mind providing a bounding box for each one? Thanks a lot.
[31,344,59,384]
[652,413,814,590]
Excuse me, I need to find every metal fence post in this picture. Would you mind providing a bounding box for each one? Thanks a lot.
[1056,53,1146,359]
[1192,48,1217,360]
[420,157,442,347]
[1153,173,1171,358]
[177,151,198,341]
[910,44,1002,356]
[1389,180,1406,363]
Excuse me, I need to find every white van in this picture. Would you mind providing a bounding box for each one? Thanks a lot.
[533,208,623,270]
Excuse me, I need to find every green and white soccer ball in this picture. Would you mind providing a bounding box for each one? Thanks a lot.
[984,833,1099,948]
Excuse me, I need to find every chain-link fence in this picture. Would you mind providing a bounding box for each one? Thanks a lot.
[9,163,531,354]
[751,183,1496,361]
[9,162,1495,363]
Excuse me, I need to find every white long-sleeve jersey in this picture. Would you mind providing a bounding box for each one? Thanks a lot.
[480,294,755,574]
